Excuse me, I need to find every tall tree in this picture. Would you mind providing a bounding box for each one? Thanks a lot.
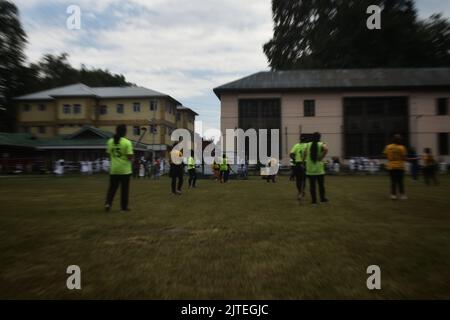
[0,0,27,131]
[264,0,450,70]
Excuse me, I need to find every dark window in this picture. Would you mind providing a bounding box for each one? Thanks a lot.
[304,100,316,117]
[63,105,71,114]
[439,133,449,155]
[133,126,141,136]
[437,98,448,116]
[38,126,46,134]
[343,97,409,158]
[23,104,31,112]
[150,100,158,111]
[99,105,107,115]
[73,104,81,114]
[117,104,124,114]
[133,103,141,112]
[38,104,46,111]
[176,112,181,121]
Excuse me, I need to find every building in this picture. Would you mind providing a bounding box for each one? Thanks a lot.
[214,68,450,164]
[14,83,198,158]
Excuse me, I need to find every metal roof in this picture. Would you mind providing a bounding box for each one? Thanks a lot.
[214,68,450,98]
[177,106,199,116]
[14,83,181,105]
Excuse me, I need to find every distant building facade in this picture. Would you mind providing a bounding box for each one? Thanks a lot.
[14,83,198,158]
[214,68,450,164]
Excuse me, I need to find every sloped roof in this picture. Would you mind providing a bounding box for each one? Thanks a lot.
[14,83,182,105]
[177,106,199,116]
[214,68,450,98]
[0,126,149,150]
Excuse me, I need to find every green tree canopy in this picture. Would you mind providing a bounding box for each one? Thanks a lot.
[263,0,450,70]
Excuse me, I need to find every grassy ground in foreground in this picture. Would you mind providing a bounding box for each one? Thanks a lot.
[0,174,449,299]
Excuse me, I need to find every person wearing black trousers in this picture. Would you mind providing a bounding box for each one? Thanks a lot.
[169,143,184,195]
[105,125,134,212]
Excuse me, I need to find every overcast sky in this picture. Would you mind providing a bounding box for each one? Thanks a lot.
[14,0,450,132]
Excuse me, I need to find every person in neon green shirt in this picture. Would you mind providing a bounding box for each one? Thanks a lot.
[187,151,198,188]
[305,132,328,205]
[220,154,231,183]
[290,135,308,200]
[105,125,134,212]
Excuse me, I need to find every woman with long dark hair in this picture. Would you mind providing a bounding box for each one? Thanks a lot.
[305,132,329,205]
[105,124,134,212]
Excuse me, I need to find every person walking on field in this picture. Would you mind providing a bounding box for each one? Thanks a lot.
[305,132,329,205]
[187,151,198,188]
[422,148,439,186]
[105,124,134,212]
[169,143,184,195]
[383,134,408,200]
[219,154,231,183]
[290,135,308,200]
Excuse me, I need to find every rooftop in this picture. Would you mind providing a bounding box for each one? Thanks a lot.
[214,68,450,98]
[14,83,182,105]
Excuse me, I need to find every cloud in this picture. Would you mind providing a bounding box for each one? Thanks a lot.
[14,0,273,130]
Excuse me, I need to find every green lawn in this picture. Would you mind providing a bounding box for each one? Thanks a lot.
[0,174,449,299]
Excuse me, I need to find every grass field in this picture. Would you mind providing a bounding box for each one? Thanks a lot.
[0,174,449,299]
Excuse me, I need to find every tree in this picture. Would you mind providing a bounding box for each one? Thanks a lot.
[263,0,450,70]
[0,0,27,131]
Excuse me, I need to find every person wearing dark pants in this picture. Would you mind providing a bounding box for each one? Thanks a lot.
[106,174,131,211]
[308,175,326,204]
[290,135,308,200]
[187,153,197,188]
[170,143,184,195]
[383,134,407,200]
[219,154,231,183]
[170,164,184,194]
[105,125,134,212]
[389,170,405,196]
[305,132,329,205]
[422,148,438,186]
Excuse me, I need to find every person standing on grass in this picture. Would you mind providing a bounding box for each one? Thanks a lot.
[305,132,329,205]
[423,148,439,186]
[219,154,231,183]
[105,124,134,212]
[407,147,420,181]
[187,151,198,188]
[169,143,184,195]
[383,134,407,200]
[290,135,308,200]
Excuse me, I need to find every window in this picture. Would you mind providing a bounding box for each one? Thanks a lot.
[63,105,71,114]
[176,112,181,121]
[439,133,449,155]
[150,124,157,134]
[23,104,31,112]
[99,105,107,115]
[116,104,124,114]
[167,126,174,136]
[133,103,141,112]
[38,126,46,134]
[304,100,316,117]
[150,100,158,111]
[38,104,46,111]
[133,126,141,136]
[437,98,448,116]
[73,104,81,114]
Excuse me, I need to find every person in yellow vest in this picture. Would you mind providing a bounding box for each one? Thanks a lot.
[219,154,231,183]
[305,132,329,205]
[187,151,198,188]
[290,135,308,200]
[104,124,134,212]
[169,142,184,195]
[422,148,438,186]
[383,134,407,200]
